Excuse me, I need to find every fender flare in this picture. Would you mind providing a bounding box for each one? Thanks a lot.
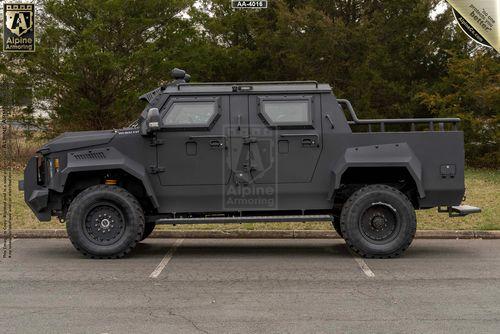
[54,147,159,209]
[329,142,425,199]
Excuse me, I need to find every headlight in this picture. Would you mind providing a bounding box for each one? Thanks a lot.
[47,158,54,180]
[36,156,46,185]
[53,158,60,172]
[46,156,59,182]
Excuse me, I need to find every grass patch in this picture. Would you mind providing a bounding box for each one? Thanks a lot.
[2,168,498,230]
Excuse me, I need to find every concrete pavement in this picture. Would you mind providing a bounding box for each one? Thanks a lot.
[1,238,499,333]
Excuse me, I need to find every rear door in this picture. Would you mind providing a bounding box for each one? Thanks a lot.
[247,94,322,184]
[155,95,231,186]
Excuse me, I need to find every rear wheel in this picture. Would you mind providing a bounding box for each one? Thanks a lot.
[340,184,416,258]
[66,185,144,258]
[331,216,343,238]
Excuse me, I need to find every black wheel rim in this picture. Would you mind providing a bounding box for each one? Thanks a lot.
[83,202,126,246]
[359,202,399,243]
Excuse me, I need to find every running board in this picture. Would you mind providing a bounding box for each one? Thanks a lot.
[155,214,333,225]
[438,205,481,217]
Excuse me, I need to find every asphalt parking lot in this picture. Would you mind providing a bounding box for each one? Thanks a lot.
[1,238,499,333]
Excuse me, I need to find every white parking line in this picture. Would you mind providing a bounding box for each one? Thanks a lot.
[149,239,183,279]
[324,245,376,278]
[2,238,15,257]
[352,256,375,278]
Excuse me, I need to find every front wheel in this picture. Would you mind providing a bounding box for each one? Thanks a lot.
[66,185,144,258]
[340,184,416,258]
[141,222,156,241]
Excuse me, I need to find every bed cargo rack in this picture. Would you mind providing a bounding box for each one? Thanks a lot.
[337,99,461,132]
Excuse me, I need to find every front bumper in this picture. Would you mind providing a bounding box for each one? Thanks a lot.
[22,156,51,221]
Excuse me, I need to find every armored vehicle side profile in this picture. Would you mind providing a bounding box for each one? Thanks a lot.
[21,69,480,258]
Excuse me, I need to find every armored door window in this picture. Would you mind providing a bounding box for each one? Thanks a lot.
[259,99,311,127]
[163,101,219,129]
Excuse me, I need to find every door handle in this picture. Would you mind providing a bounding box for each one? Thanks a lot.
[279,134,319,147]
[301,138,315,146]
[209,140,224,147]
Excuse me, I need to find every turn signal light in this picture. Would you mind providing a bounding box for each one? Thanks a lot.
[53,158,60,172]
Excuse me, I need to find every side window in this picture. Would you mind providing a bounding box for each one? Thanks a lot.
[162,100,219,128]
[259,97,312,127]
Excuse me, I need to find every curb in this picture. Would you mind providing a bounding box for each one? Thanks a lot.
[8,229,500,239]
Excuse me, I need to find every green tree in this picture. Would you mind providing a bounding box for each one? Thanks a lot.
[2,0,196,133]
[1,0,498,166]
[418,50,500,167]
[193,0,460,118]
[192,0,499,166]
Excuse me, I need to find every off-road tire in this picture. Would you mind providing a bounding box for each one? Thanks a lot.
[141,222,156,241]
[66,185,144,259]
[340,184,416,258]
[331,216,343,238]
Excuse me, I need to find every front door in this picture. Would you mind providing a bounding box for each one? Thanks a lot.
[155,95,231,186]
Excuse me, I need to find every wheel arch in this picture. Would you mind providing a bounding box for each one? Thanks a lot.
[329,143,425,204]
[56,164,159,216]
[52,147,159,210]
[62,168,158,210]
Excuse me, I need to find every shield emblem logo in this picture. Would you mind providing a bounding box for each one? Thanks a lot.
[5,6,33,37]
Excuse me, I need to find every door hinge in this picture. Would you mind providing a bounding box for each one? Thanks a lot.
[148,166,165,174]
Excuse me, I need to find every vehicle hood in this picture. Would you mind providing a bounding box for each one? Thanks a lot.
[38,130,117,154]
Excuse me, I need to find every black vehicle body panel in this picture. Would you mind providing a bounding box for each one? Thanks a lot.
[38,130,116,153]
[23,79,466,222]
[24,157,51,221]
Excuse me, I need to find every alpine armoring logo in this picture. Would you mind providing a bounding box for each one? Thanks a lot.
[3,3,35,52]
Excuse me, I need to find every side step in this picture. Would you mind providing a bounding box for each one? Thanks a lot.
[438,205,481,217]
[156,214,333,225]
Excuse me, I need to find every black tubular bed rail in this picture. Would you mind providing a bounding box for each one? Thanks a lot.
[337,99,460,132]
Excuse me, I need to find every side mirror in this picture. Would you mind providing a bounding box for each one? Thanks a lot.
[146,108,161,133]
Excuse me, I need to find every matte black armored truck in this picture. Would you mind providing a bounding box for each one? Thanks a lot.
[21,69,480,258]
